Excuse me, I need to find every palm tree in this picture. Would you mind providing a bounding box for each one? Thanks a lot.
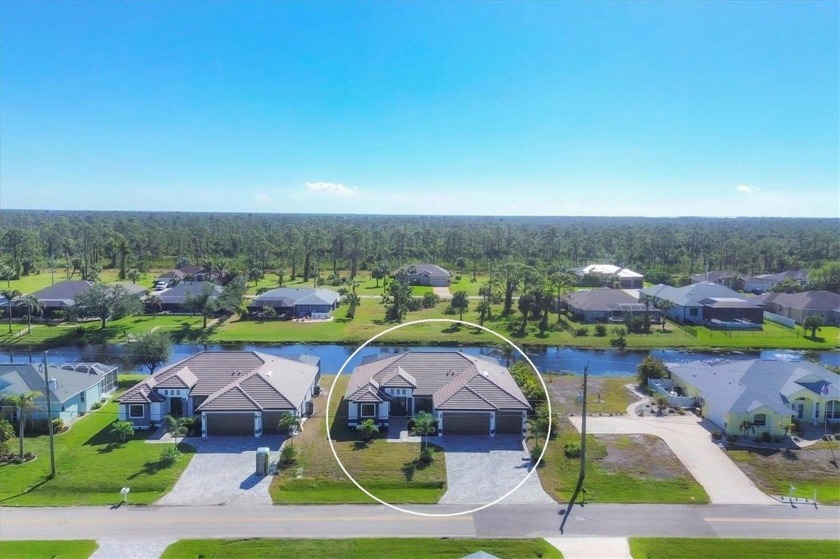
[277,412,302,435]
[110,420,134,445]
[410,411,436,453]
[344,292,361,319]
[639,293,654,334]
[1,289,21,334]
[450,290,469,322]
[476,300,492,326]
[355,418,379,443]
[163,415,189,447]
[3,390,42,458]
[654,299,675,332]
[20,295,44,335]
[147,294,163,317]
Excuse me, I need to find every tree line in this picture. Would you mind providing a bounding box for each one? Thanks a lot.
[1,210,838,290]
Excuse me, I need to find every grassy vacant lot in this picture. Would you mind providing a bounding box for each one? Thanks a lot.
[1,268,159,296]
[629,538,840,559]
[0,401,194,506]
[0,541,98,559]
[536,376,708,504]
[162,538,561,559]
[270,375,446,504]
[727,440,840,505]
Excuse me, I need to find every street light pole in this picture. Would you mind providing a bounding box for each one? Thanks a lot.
[42,351,56,478]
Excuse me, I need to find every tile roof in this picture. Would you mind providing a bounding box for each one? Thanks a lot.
[251,288,340,308]
[345,351,529,412]
[157,282,223,305]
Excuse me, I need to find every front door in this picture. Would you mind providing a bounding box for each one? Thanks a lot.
[795,403,804,420]
[391,397,407,416]
[170,397,184,417]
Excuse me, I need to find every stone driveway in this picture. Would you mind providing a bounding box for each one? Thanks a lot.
[155,435,286,506]
[435,435,555,505]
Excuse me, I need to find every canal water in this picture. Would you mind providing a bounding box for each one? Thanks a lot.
[3,343,837,376]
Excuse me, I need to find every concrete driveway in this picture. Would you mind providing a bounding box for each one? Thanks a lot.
[436,435,555,505]
[155,435,286,506]
[567,413,778,505]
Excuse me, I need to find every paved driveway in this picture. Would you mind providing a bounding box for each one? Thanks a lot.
[436,435,555,505]
[567,414,778,505]
[155,435,286,506]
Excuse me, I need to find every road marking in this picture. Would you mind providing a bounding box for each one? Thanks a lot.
[705,517,840,524]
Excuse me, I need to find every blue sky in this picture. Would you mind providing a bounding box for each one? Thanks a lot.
[1,1,837,217]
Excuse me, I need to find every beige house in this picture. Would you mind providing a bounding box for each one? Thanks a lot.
[661,359,839,438]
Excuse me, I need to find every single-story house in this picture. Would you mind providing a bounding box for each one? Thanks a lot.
[153,269,186,289]
[344,351,530,436]
[744,270,809,293]
[654,359,839,437]
[248,288,340,318]
[0,362,119,425]
[560,288,660,324]
[575,264,644,289]
[690,271,742,290]
[150,282,223,313]
[395,264,452,287]
[177,264,211,281]
[27,280,93,317]
[118,351,321,437]
[640,283,763,328]
[750,291,840,326]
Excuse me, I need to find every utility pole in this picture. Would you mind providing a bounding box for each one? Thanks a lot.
[580,362,588,481]
[42,351,56,478]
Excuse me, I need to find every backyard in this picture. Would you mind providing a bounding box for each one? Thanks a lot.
[270,375,447,504]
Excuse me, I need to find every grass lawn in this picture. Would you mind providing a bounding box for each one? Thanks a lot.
[0,541,98,559]
[448,272,491,296]
[726,439,840,505]
[0,400,194,506]
[535,378,708,504]
[270,375,447,504]
[1,269,160,296]
[629,538,840,559]
[161,538,560,559]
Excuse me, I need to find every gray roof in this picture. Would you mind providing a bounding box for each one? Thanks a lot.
[699,297,760,310]
[251,288,340,308]
[156,270,186,280]
[396,263,451,278]
[157,282,223,305]
[0,361,117,406]
[30,280,93,307]
[641,282,750,307]
[345,351,530,412]
[561,288,638,311]
[118,351,319,412]
[690,271,738,284]
[750,290,840,312]
[115,282,149,296]
[668,359,840,418]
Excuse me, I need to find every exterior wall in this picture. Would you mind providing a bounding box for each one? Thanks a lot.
[347,401,389,427]
[149,402,165,424]
[294,304,333,317]
[725,410,793,438]
[122,403,152,428]
[703,306,764,326]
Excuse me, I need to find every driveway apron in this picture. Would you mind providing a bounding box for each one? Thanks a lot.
[155,435,286,506]
[436,435,555,505]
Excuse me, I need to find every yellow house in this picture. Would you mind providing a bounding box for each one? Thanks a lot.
[667,359,839,438]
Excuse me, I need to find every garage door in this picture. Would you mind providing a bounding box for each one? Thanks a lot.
[496,412,523,434]
[206,413,254,436]
[443,412,490,435]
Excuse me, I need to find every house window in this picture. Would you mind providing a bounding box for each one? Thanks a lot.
[360,403,376,417]
[753,414,766,426]
[129,405,144,419]
[689,308,698,317]
[827,401,840,420]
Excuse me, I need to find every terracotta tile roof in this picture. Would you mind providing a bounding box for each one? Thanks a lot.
[155,366,198,389]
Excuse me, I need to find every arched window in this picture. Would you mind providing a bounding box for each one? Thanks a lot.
[753,414,767,426]
[827,400,840,420]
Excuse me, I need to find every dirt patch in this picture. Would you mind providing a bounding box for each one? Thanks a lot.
[598,434,688,480]
[546,374,639,415]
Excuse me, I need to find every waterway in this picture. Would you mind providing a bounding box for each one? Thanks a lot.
[3,343,837,376]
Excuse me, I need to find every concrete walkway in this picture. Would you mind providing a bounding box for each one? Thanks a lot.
[433,286,452,299]
[545,537,632,559]
[91,538,175,559]
[567,412,778,505]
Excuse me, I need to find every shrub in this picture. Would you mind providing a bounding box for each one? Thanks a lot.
[280,443,297,466]
[530,442,544,466]
[91,401,102,410]
[761,431,772,443]
[51,418,65,432]
[563,442,582,458]
[419,446,434,463]
[594,324,607,337]
[711,431,722,440]
[405,297,421,312]
[677,409,686,415]
[727,434,738,443]
[160,447,181,467]
[573,327,588,337]
[421,292,440,309]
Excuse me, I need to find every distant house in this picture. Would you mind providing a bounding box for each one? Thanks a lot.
[118,351,320,437]
[152,282,223,313]
[28,280,93,317]
[653,359,839,437]
[177,265,211,281]
[575,264,644,289]
[248,288,340,319]
[395,264,452,287]
[750,291,840,326]
[690,271,742,290]
[640,283,763,328]
[560,288,660,324]
[744,271,809,293]
[344,351,530,436]
[0,362,118,425]
[153,269,186,289]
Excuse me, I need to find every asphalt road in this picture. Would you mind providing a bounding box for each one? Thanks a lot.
[2,503,838,541]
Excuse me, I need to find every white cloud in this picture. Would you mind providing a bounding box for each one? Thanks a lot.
[736,184,760,194]
[253,192,271,203]
[306,181,357,197]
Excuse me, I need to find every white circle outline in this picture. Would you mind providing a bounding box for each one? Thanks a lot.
[325,318,552,517]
